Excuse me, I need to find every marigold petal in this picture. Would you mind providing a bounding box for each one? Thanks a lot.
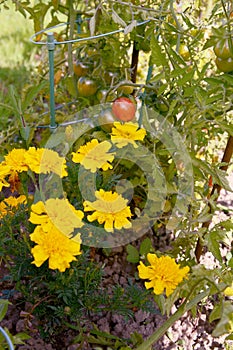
[31,245,49,267]
[138,262,155,280]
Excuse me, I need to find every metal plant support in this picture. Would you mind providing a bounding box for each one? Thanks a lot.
[0,326,14,350]
[30,17,150,129]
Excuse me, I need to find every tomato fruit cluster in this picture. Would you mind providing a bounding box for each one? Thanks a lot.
[214,37,233,73]
[97,97,137,133]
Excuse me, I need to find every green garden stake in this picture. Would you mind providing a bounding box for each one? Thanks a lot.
[76,13,82,34]
[47,32,57,129]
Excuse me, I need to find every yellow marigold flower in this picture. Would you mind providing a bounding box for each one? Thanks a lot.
[111,122,146,148]
[0,195,27,218]
[72,139,115,173]
[24,147,67,177]
[3,148,28,172]
[138,253,190,297]
[30,225,82,272]
[83,189,132,232]
[0,164,11,191]
[29,198,84,236]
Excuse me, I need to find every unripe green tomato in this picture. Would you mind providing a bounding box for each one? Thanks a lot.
[156,100,169,112]
[103,71,119,85]
[117,84,134,95]
[214,39,233,60]
[178,43,190,61]
[215,56,233,72]
[96,89,116,102]
[73,61,90,77]
[77,77,98,97]
[98,109,116,132]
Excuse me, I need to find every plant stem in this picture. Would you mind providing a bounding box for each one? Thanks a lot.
[135,288,210,350]
[195,135,233,262]
[130,41,139,84]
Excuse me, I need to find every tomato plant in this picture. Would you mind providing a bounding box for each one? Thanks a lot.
[112,97,136,122]
[77,77,98,97]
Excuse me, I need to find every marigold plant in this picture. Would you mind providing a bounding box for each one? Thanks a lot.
[0,195,27,218]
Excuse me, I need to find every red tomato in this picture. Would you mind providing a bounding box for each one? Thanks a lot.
[112,97,136,122]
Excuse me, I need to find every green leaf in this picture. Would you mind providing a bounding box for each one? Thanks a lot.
[209,303,222,323]
[191,156,232,191]
[112,9,126,27]
[225,333,233,340]
[12,332,31,345]
[9,85,22,116]
[139,237,153,258]
[19,125,31,143]
[126,244,140,263]
[176,70,195,86]
[213,168,232,192]
[206,230,223,262]
[219,219,233,231]
[167,46,187,66]
[150,34,168,67]
[0,299,10,322]
[130,331,144,346]
[212,301,233,337]
[153,294,166,315]
[228,257,233,268]
[22,80,48,111]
